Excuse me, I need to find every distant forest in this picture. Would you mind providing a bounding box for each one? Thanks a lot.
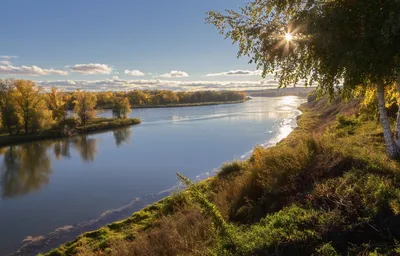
[85,90,247,108]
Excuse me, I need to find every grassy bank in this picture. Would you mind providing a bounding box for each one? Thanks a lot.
[45,97,400,256]
[0,118,141,148]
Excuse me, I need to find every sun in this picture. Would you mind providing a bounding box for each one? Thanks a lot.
[285,33,293,42]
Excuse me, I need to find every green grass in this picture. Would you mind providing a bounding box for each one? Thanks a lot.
[44,96,400,256]
[76,118,141,133]
[0,118,141,148]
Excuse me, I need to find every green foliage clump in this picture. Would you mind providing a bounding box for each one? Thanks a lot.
[313,243,340,256]
[335,115,359,129]
[225,205,335,256]
[59,117,79,128]
[218,161,243,178]
[227,137,317,223]
[313,170,400,217]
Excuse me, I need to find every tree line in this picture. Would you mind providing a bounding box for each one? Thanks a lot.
[0,79,247,136]
[96,89,246,107]
[0,79,132,136]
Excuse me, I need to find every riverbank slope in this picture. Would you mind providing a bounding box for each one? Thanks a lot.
[44,96,400,255]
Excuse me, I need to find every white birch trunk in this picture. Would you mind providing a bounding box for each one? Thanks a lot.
[377,82,400,158]
[395,79,400,147]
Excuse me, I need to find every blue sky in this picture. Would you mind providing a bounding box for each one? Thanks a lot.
[0,0,276,91]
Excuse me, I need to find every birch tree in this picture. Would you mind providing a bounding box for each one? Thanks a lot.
[207,0,400,158]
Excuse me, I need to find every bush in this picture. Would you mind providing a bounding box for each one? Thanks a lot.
[335,115,358,129]
[227,137,317,222]
[59,117,79,128]
[223,205,338,256]
[307,91,318,103]
[313,243,340,256]
[218,161,243,177]
[313,170,400,217]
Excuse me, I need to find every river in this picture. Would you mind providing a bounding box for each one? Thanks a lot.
[0,96,305,255]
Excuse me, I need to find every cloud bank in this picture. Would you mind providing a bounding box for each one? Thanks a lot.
[206,70,263,77]
[124,69,145,76]
[37,78,288,92]
[0,64,68,76]
[70,63,113,74]
[158,70,189,78]
[0,56,67,76]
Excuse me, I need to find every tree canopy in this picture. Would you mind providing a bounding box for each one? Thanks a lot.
[207,0,400,158]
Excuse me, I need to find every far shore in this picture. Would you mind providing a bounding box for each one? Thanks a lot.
[0,118,141,148]
[98,99,250,110]
[0,100,250,149]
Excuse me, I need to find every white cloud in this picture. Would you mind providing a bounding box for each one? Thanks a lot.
[70,63,112,75]
[0,55,18,60]
[124,69,145,76]
[158,70,189,78]
[112,76,119,80]
[0,64,68,76]
[36,78,291,92]
[0,56,67,76]
[206,70,263,77]
[0,60,11,65]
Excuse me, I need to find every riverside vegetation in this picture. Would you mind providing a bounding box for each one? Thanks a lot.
[0,79,246,146]
[44,93,400,256]
[8,0,400,254]
[43,0,400,254]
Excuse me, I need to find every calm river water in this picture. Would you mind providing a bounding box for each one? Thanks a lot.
[0,96,305,255]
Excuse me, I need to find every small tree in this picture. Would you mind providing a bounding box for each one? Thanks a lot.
[112,97,131,119]
[46,86,67,124]
[0,79,21,135]
[13,80,53,134]
[73,90,97,126]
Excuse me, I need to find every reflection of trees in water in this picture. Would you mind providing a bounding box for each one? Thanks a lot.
[113,128,132,147]
[0,147,7,155]
[0,143,52,198]
[53,141,71,160]
[0,135,99,198]
[72,136,97,162]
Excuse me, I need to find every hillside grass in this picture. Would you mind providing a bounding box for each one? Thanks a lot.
[0,118,141,148]
[45,97,400,256]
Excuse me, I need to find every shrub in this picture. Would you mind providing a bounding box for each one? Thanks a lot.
[59,117,79,128]
[313,170,400,217]
[227,137,317,222]
[335,115,358,129]
[313,243,340,256]
[222,205,337,256]
[307,91,318,103]
[218,161,243,177]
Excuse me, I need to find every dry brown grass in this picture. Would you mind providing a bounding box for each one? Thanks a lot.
[75,209,216,256]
